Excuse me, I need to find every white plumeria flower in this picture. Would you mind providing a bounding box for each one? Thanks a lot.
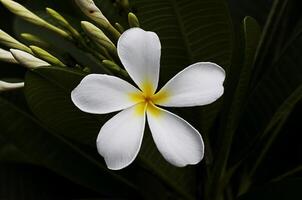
[71,28,225,170]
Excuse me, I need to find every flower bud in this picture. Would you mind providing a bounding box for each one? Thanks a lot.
[81,21,117,56]
[0,0,71,39]
[115,23,124,33]
[20,33,50,48]
[46,8,81,39]
[75,0,109,28]
[30,46,66,67]
[0,29,32,53]
[0,48,18,63]
[75,0,120,40]
[128,12,140,28]
[102,60,128,77]
[10,49,51,69]
[0,80,24,92]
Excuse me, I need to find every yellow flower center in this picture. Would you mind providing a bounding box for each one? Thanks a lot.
[128,81,169,117]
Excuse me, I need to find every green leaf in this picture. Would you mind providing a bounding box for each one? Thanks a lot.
[251,0,292,85]
[222,16,261,163]
[222,16,260,140]
[248,86,302,176]
[25,67,102,145]
[228,0,271,25]
[0,94,137,197]
[233,14,302,174]
[237,178,302,200]
[204,16,261,200]
[0,135,35,164]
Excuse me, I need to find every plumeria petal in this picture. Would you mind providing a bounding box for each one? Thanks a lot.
[71,74,142,114]
[97,104,146,170]
[154,62,225,107]
[147,105,204,167]
[117,28,161,94]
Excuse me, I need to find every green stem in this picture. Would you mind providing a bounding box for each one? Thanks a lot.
[271,165,302,182]
[251,0,289,85]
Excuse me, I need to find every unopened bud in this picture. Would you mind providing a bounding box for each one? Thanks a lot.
[20,33,50,48]
[0,29,32,53]
[115,23,124,33]
[75,0,109,27]
[0,0,71,40]
[102,60,128,77]
[30,46,66,67]
[75,0,120,40]
[81,21,117,56]
[10,49,51,69]
[0,80,24,92]
[46,8,81,39]
[0,48,18,63]
[128,12,140,28]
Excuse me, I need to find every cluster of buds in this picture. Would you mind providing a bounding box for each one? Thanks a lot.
[0,0,139,92]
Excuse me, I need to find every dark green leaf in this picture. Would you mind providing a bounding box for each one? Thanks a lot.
[251,0,292,85]
[0,94,137,197]
[233,14,302,173]
[25,67,102,145]
[0,135,34,164]
[208,16,261,194]
[220,16,261,164]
